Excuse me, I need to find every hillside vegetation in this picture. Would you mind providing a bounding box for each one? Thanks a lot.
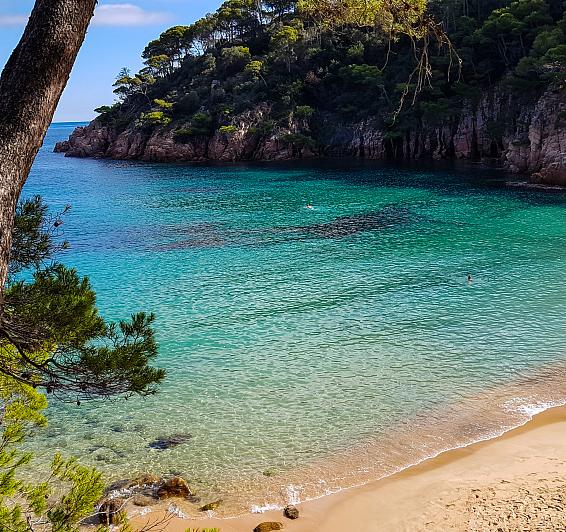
[57,0,566,181]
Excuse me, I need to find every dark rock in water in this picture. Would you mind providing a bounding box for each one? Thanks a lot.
[106,473,161,493]
[253,523,284,532]
[199,499,223,512]
[283,505,299,519]
[98,498,125,525]
[132,494,158,507]
[157,476,192,499]
[149,433,193,450]
[106,479,133,492]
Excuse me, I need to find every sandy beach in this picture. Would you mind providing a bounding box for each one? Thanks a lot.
[128,405,566,531]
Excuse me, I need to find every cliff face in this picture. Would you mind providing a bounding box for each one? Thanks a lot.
[55,87,566,184]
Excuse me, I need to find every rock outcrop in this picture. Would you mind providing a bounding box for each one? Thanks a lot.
[55,87,565,184]
[283,504,299,519]
[156,476,192,499]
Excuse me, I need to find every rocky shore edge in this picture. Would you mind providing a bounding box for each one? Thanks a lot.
[56,87,565,185]
[95,473,299,531]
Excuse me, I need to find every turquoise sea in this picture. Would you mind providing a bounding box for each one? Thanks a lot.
[24,123,566,515]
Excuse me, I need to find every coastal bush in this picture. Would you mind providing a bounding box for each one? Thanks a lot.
[249,120,275,136]
[280,132,316,148]
[190,112,215,136]
[294,105,315,119]
[174,91,201,118]
[221,46,252,75]
[138,111,172,127]
[154,98,174,109]
[174,112,215,141]
[218,125,238,135]
[174,128,196,142]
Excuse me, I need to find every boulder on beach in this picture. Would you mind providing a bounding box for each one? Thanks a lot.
[157,476,192,499]
[284,505,299,519]
[199,499,223,511]
[253,522,284,532]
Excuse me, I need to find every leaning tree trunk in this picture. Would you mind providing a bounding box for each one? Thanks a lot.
[0,0,97,291]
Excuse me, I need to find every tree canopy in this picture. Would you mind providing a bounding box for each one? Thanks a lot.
[1,196,165,401]
[94,0,564,146]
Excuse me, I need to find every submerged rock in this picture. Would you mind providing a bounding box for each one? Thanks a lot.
[156,476,192,499]
[289,206,412,239]
[106,473,161,493]
[149,433,193,450]
[135,474,162,486]
[253,523,284,532]
[283,505,299,519]
[199,499,223,511]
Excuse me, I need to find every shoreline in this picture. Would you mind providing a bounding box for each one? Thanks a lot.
[128,404,566,531]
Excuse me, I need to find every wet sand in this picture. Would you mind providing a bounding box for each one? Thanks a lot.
[129,405,566,531]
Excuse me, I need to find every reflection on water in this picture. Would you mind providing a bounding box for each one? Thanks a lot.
[20,124,566,515]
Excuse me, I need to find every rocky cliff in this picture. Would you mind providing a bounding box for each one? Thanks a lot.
[55,87,566,185]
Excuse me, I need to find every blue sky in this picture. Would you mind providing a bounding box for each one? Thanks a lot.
[0,1,220,121]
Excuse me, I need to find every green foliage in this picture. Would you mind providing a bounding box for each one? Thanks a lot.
[0,196,163,531]
[420,100,460,122]
[92,0,565,148]
[221,46,251,69]
[154,98,174,109]
[218,125,238,135]
[339,64,383,85]
[173,128,196,142]
[94,103,130,130]
[294,105,315,118]
[174,91,201,117]
[245,60,264,78]
[174,112,215,141]
[0,360,105,531]
[346,42,365,61]
[3,197,165,399]
[281,132,316,147]
[249,120,275,136]
[191,112,214,134]
[8,196,68,278]
[138,111,172,127]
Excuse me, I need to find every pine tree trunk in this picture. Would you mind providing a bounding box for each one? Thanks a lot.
[0,0,97,291]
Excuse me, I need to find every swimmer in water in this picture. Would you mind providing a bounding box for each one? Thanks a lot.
[306,203,313,209]
[467,273,473,283]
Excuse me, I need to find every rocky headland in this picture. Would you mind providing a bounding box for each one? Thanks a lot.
[55,86,565,185]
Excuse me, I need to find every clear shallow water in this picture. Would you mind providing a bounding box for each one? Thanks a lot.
[22,123,566,515]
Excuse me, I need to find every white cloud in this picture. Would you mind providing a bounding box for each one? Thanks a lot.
[93,4,170,26]
[0,15,28,27]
